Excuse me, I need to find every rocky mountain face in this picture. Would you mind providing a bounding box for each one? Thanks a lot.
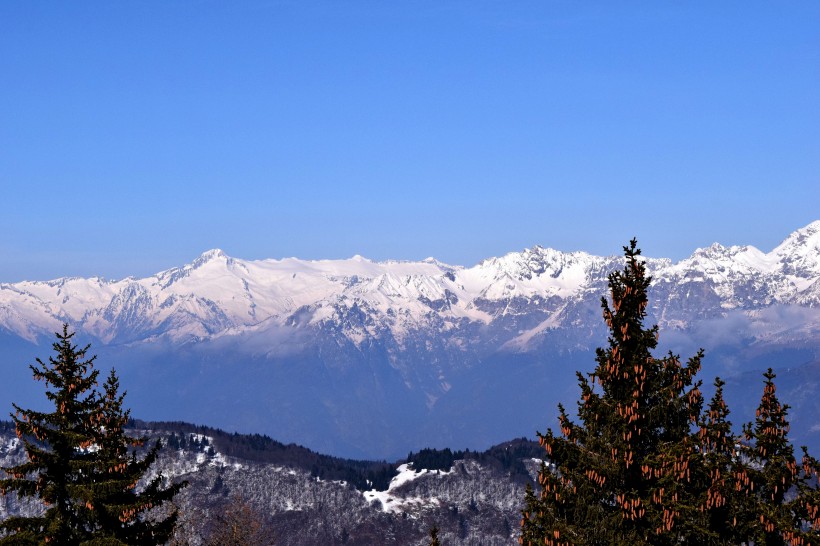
[0,222,819,459]
[0,422,539,545]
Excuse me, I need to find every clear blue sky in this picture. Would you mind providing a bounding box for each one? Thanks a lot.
[1,2,818,282]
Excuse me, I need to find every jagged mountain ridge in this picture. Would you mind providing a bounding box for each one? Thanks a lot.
[0,222,819,459]
[1,221,818,348]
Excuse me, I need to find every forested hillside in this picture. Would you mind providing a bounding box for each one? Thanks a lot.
[0,420,541,545]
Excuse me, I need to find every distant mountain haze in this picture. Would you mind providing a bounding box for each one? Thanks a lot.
[1,222,819,459]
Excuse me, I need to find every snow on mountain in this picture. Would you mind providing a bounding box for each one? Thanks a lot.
[653,242,795,313]
[793,278,820,307]
[1,223,819,350]
[460,247,602,300]
[1,223,819,460]
[773,220,820,286]
[362,463,453,514]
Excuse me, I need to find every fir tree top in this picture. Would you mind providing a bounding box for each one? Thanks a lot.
[522,240,706,546]
[0,325,184,545]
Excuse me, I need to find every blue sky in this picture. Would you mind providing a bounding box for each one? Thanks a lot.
[1,2,818,282]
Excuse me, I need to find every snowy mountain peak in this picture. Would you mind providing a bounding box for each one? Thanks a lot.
[685,242,769,268]
[774,221,820,252]
[0,222,818,347]
[772,221,820,279]
[695,242,729,256]
[194,248,228,263]
[3,227,819,463]
[798,219,820,234]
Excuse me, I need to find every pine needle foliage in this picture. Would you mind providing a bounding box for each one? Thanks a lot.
[0,325,101,544]
[85,369,185,545]
[0,325,184,545]
[521,240,708,546]
[696,377,745,545]
[521,241,820,546]
[736,369,820,546]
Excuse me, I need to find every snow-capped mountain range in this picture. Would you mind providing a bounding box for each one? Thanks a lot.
[2,221,818,348]
[1,222,819,459]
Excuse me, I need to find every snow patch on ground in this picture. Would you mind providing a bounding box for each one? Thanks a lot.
[362,463,452,514]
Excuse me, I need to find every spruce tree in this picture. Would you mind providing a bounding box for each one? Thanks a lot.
[0,325,184,545]
[521,240,707,546]
[695,377,744,545]
[85,369,184,545]
[0,325,101,544]
[736,368,820,545]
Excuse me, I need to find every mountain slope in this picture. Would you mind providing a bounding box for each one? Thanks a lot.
[0,421,539,545]
[0,223,818,458]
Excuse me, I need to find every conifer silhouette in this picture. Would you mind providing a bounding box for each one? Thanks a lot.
[0,325,183,545]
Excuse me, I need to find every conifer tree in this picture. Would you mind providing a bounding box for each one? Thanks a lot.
[521,240,707,546]
[85,369,184,544]
[0,325,101,544]
[736,368,820,545]
[695,377,744,545]
[0,325,184,545]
